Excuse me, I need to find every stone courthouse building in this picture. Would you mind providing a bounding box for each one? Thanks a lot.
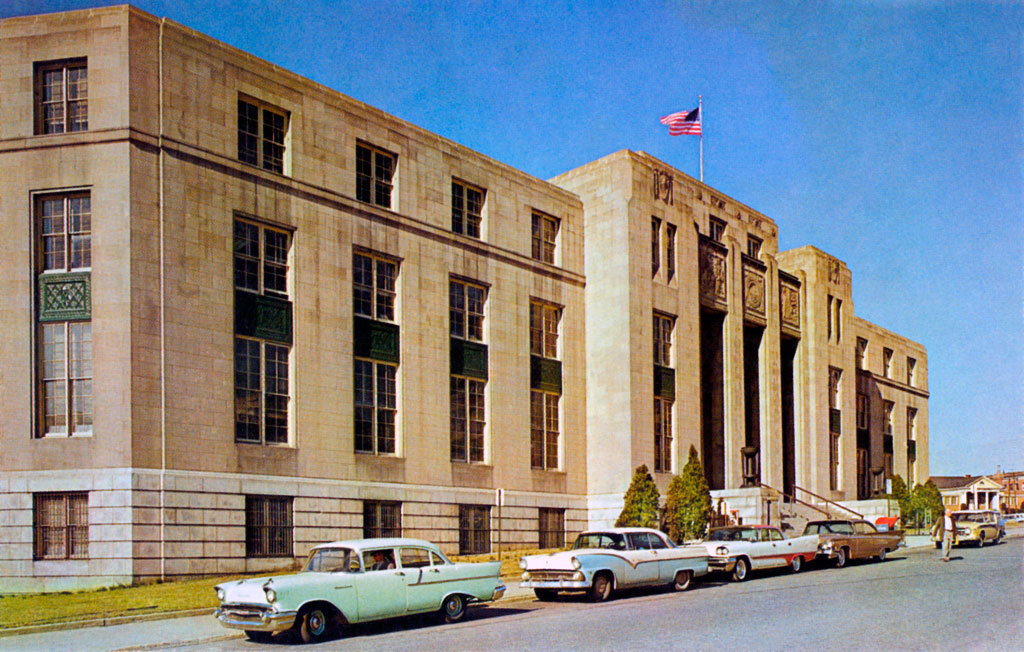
[0,6,929,591]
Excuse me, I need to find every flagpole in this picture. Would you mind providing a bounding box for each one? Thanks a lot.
[699,95,703,183]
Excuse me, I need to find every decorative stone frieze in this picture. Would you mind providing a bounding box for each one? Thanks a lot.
[779,272,801,333]
[742,259,766,321]
[699,237,728,309]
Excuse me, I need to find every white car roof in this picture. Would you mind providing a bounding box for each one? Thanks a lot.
[578,527,667,536]
[310,538,442,552]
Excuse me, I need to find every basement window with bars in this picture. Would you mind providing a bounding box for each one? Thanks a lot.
[538,508,565,549]
[245,495,293,558]
[459,505,491,555]
[363,501,402,539]
[34,492,89,560]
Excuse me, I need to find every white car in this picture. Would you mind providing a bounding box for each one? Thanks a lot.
[696,525,819,581]
[519,527,709,602]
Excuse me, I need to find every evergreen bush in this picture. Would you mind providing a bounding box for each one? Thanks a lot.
[615,464,660,528]
[664,446,712,542]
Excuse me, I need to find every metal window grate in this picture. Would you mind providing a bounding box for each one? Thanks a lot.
[34,492,88,560]
[538,508,565,549]
[363,501,402,539]
[245,495,293,558]
[458,505,490,555]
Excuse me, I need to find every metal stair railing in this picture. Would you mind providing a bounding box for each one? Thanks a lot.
[792,484,863,519]
[760,483,831,519]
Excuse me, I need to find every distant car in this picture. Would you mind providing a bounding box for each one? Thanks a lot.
[214,538,504,643]
[694,525,819,581]
[1006,513,1024,523]
[803,520,903,567]
[519,527,709,602]
[933,510,1003,548]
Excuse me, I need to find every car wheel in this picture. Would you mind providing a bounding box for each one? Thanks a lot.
[589,573,612,602]
[298,606,334,644]
[877,548,887,562]
[835,547,848,568]
[534,588,558,601]
[732,558,750,582]
[672,569,692,592]
[790,555,802,573]
[244,630,272,642]
[442,594,466,623]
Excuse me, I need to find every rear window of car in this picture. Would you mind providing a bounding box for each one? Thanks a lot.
[852,521,876,534]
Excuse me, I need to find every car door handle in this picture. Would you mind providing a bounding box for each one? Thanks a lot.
[396,572,405,576]
[429,568,440,573]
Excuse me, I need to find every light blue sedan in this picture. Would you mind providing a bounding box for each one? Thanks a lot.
[519,527,709,602]
[214,538,505,643]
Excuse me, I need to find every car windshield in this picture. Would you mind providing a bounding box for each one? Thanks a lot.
[707,528,747,542]
[303,547,357,573]
[572,533,627,550]
[954,512,985,523]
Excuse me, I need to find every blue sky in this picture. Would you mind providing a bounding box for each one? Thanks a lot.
[7,1,1022,476]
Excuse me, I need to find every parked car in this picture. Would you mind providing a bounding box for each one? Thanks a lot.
[694,525,819,581]
[931,510,1003,548]
[803,519,903,567]
[213,538,505,643]
[519,527,709,602]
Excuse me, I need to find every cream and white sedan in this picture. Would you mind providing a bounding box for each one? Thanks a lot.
[697,525,820,581]
[214,538,504,643]
[519,527,709,602]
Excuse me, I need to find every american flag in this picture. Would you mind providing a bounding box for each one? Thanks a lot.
[659,107,701,135]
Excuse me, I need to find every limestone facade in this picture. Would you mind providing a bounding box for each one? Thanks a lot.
[0,6,928,591]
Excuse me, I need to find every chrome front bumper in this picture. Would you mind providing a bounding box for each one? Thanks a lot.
[520,579,591,590]
[492,583,507,600]
[707,556,737,572]
[214,604,298,633]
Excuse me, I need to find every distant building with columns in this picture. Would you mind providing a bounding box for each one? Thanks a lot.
[930,475,1002,510]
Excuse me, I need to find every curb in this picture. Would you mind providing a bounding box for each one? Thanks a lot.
[0,608,214,639]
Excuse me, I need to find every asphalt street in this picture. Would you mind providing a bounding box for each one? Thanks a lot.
[4,538,1022,652]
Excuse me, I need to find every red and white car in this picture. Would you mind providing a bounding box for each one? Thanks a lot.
[696,525,819,581]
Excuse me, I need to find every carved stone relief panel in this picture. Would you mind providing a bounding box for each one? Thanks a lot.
[653,169,674,205]
[743,266,766,317]
[780,280,801,330]
[699,240,727,305]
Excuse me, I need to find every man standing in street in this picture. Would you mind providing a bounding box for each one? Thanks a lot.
[933,506,958,561]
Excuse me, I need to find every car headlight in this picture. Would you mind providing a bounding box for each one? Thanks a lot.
[519,559,527,570]
[522,572,530,581]
[264,588,277,603]
[215,587,225,602]
[571,556,581,570]
[716,546,728,556]
[572,571,584,581]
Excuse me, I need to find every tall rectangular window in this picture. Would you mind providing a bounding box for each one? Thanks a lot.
[654,396,673,473]
[35,59,87,134]
[883,348,893,378]
[354,360,397,454]
[458,505,491,555]
[235,338,290,444]
[906,357,916,386]
[856,393,869,430]
[245,495,293,558]
[666,223,677,280]
[33,492,88,560]
[531,390,560,470]
[538,508,565,549]
[531,211,558,264]
[363,501,402,539]
[451,376,486,463]
[39,322,92,437]
[856,337,868,370]
[709,217,726,242]
[530,301,560,359]
[38,193,91,272]
[651,217,661,275]
[907,407,917,441]
[238,97,288,174]
[747,235,762,259]
[356,143,396,208]
[234,220,290,296]
[234,219,291,444]
[883,400,894,435]
[834,299,842,343]
[827,295,834,341]
[828,367,842,409]
[450,280,486,342]
[829,432,840,491]
[653,313,674,367]
[353,252,397,322]
[452,180,485,238]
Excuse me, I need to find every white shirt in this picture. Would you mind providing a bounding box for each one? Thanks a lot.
[943,514,954,531]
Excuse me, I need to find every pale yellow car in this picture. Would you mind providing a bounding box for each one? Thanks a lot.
[932,510,1003,548]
